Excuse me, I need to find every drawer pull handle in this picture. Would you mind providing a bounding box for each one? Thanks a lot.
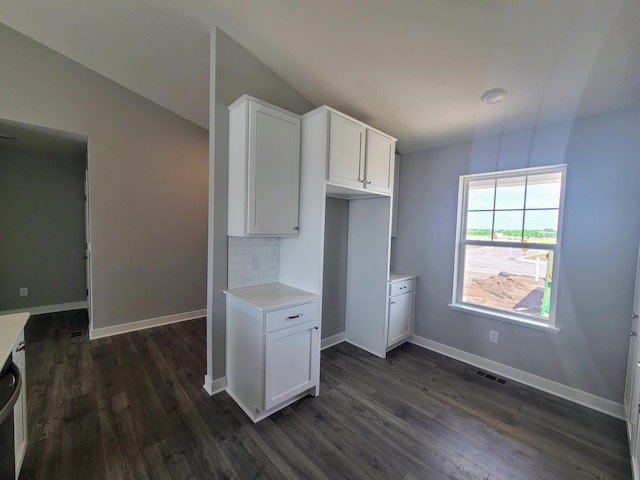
[16,340,26,352]
[287,313,303,319]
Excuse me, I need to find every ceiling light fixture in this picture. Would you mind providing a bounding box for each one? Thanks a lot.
[481,88,508,105]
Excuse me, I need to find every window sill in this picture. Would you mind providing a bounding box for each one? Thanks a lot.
[448,303,561,334]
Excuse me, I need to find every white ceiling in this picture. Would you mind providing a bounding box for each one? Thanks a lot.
[1,0,639,154]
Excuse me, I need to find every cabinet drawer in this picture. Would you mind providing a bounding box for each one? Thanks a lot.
[266,301,319,332]
[390,279,414,297]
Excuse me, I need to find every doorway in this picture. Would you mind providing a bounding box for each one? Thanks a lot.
[0,118,91,329]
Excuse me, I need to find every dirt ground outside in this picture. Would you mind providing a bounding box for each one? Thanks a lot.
[463,274,544,316]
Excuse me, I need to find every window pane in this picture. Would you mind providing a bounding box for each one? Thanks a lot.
[462,245,553,319]
[466,211,493,240]
[467,178,495,211]
[525,172,562,209]
[495,176,525,210]
[524,209,559,244]
[493,210,523,242]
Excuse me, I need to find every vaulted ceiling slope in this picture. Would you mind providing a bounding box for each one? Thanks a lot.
[2,0,639,154]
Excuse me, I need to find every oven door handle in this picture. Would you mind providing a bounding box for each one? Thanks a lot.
[0,362,22,425]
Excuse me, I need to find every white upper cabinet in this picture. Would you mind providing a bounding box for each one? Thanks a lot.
[327,110,396,196]
[228,95,301,237]
[365,129,394,194]
[327,112,366,189]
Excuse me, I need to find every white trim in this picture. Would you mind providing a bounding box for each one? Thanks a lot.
[90,309,206,340]
[448,303,561,334]
[321,332,346,350]
[0,301,87,316]
[632,455,639,480]
[203,375,227,396]
[227,387,314,423]
[410,334,625,420]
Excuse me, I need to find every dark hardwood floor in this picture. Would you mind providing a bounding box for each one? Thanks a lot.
[19,310,631,479]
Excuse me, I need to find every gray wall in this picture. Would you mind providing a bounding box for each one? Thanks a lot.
[322,198,349,338]
[0,23,209,330]
[0,146,86,310]
[208,29,315,380]
[391,108,640,402]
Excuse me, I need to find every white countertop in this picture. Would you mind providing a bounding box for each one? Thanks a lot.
[224,283,320,311]
[1,312,30,364]
[389,271,418,283]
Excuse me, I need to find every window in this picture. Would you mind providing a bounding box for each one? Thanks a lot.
[451,165,566,331]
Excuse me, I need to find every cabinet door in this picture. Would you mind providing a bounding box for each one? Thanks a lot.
[247,101,300,235]
[264,321,319,410]
[365,129,394,194]
[388,292,414,347]
[328,112,366,189]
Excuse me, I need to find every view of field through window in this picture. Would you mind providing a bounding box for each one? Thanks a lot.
[461,172,561,319]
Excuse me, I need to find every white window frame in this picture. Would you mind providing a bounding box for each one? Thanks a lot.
[450,164,567,333]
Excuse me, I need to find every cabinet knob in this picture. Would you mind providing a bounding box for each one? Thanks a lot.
[288,313,303,319]
[16,340,26,352]
[367,181,372,184]
[390,301,395,305]
[633,313,639,319]
[632,330,638,337]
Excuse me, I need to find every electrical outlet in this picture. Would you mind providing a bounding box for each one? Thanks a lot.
[19,287,28,297]
[489,330,499,343]
[250,255,259,271]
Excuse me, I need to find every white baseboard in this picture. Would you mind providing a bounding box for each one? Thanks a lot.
[409,334,625,420]
[203,375,227,396]
[0,301,87,316]
[321,332,346,350]
[90,309,206,340]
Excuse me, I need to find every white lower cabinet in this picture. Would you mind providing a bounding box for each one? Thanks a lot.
[224,284,320,423]
[387,275,417,350]
[265,321,319,410]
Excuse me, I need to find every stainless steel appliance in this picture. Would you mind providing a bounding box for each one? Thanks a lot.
[0,354,22,480]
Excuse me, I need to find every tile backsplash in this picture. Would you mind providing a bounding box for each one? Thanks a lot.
[227,237,280,289]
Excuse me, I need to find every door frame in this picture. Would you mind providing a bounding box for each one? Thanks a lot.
[84,167,94,332]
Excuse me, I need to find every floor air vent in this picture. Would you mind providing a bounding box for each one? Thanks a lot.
[69,330,88,344]
[476,369,507,385]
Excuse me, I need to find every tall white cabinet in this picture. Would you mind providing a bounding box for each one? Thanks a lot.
[281,106,398,358]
